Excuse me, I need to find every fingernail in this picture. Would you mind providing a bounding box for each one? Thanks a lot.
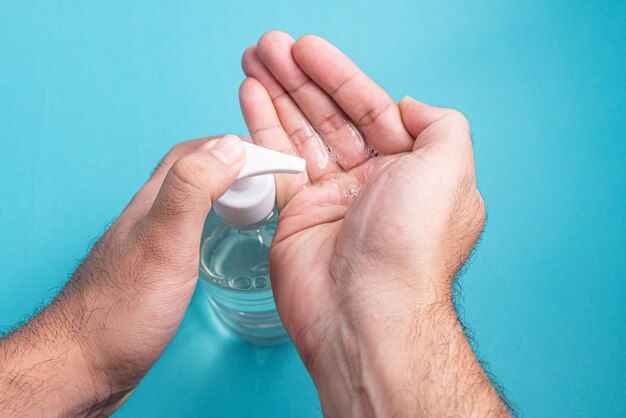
[209,134,244,164]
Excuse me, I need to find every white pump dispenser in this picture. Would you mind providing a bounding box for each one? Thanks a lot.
[213,137,306,226]
[199,136,306,345]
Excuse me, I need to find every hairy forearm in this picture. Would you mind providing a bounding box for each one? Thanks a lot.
[0,297,114,417]
[309,295,509,417]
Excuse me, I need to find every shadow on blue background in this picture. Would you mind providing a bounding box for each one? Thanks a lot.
[1,1,624,416]
[133,288,319,417]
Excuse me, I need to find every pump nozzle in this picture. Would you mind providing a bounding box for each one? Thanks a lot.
[213,136,306,226]
[237,141,306,179]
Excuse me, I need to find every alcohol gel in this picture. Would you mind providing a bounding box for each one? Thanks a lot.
[199,136,306,345]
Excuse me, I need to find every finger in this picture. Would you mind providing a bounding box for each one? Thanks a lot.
[144,134,246,250]
[399,96,475,181]
[398,96,472,152]
[292,34,414,154]
[242,46,341,180]
[122,136,222,224]
[255,31,368,170]
[151,138,215,182]
[239,77,308,209]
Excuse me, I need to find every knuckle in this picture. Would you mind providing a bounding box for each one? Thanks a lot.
[152,142,187,177]
[158,189,195,218]
[169,156,206,192]
[156,156,207,217]
[166,144,179,157]
[152,154,172,177]
[163,143,184,163]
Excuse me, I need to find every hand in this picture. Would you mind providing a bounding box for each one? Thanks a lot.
[0,135,246,416]
[240,32,508,416]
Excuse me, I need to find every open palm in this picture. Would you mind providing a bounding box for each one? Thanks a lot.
[239,32,484,366]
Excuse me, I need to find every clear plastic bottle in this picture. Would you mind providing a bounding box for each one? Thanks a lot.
[199,209,288,345]
[197,137,306,345]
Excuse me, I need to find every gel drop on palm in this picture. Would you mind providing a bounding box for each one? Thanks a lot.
[199,137,306,345]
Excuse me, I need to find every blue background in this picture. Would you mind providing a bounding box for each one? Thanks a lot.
[1,1,625,416]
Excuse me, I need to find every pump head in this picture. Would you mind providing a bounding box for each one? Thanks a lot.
[213,135,306,226]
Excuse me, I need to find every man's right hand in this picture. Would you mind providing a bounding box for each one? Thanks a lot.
[239,31,509,417]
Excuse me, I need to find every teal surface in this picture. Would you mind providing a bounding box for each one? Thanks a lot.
[1,1,625,416]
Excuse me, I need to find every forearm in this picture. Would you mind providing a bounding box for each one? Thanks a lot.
[308,293,509,417]
[0,298,112,417]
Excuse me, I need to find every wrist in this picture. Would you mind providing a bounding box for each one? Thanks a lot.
[60,284,141,416]
[306,285,458,417]
[0,300,105,416]
[305,272,508,417]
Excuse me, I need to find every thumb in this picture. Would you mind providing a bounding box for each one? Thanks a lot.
[145,134,245,243]
[399,96,471,152]
[398,96,453,139]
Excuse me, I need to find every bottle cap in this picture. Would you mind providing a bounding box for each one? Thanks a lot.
[213,136,306,226]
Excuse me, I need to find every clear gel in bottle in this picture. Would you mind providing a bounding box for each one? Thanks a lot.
[198,137,306,345]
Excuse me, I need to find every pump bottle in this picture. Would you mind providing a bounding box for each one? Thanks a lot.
[199,137,306,345]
